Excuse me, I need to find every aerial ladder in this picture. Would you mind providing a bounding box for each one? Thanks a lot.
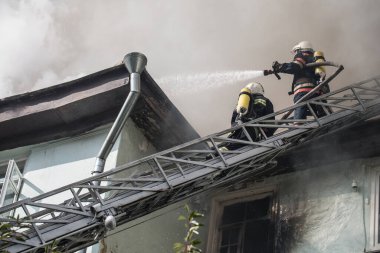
[1,53,380,253]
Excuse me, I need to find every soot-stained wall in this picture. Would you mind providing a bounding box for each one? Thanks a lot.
[199,157,380,253]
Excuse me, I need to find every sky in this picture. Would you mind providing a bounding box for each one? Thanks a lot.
[0,0,379,136]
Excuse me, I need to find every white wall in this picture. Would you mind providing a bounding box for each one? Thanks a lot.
[20,126,118,202]
[18,118,157,204]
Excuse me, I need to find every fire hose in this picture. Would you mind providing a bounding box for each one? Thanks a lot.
[265,61,344,120]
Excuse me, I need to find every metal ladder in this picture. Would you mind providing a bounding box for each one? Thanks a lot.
[1,76,380,253]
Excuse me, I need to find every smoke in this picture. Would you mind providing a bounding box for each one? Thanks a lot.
[0,0,379,135]
[0,1,70,96]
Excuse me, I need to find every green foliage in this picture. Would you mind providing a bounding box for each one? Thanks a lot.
[44,240,62,253]
[0,215,29,253]
[0,215,61,253]
[173,204,204,253]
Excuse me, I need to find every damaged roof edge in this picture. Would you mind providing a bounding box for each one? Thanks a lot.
[0,63,200,151]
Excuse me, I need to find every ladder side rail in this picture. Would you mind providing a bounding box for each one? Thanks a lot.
[97,150,270,212]
[98,147,279,211]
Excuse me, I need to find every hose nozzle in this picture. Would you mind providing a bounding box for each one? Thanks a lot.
[263,70,273,76]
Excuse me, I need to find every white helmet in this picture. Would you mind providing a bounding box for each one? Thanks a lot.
[246,82,264,95]
[292,41,314,53]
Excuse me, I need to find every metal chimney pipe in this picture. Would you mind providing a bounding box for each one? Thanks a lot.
[92,52,147,177]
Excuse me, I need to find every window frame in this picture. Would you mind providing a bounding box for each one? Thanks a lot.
[0,159,24,210]
[206,185,276,253]
[370,168,380,250]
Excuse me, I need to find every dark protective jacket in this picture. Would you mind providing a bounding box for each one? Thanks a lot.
[231,93,275,138]
[278,51,321,95]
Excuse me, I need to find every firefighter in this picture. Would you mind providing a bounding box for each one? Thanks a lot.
[222,82,275,151]
[266,41,326,120]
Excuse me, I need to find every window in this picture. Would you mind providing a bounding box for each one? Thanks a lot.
[0,159,25,211]
[207,188,275,253]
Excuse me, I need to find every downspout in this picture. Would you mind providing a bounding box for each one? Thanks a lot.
[92,52,147,178]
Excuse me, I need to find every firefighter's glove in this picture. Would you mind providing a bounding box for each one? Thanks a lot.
[271,61,282,80]
[272,61,283,73]
[263,69,273,76]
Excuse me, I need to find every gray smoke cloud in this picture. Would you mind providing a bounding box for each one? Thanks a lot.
[1,0,379,136]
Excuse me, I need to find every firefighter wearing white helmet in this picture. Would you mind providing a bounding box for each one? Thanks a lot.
[236,82,264,115]
[221,82,275,151]
[291,41,314,53]
[266,41,327,120]
[246,82,264,95]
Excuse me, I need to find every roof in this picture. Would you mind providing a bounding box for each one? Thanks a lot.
[0,64,199,151]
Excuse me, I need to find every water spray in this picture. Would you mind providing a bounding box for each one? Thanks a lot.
[157,70,265,96]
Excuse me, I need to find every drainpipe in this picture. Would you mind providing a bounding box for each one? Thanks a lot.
[92,52,147,178]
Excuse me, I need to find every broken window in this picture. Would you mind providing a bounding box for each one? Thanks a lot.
[207,190,275,253]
